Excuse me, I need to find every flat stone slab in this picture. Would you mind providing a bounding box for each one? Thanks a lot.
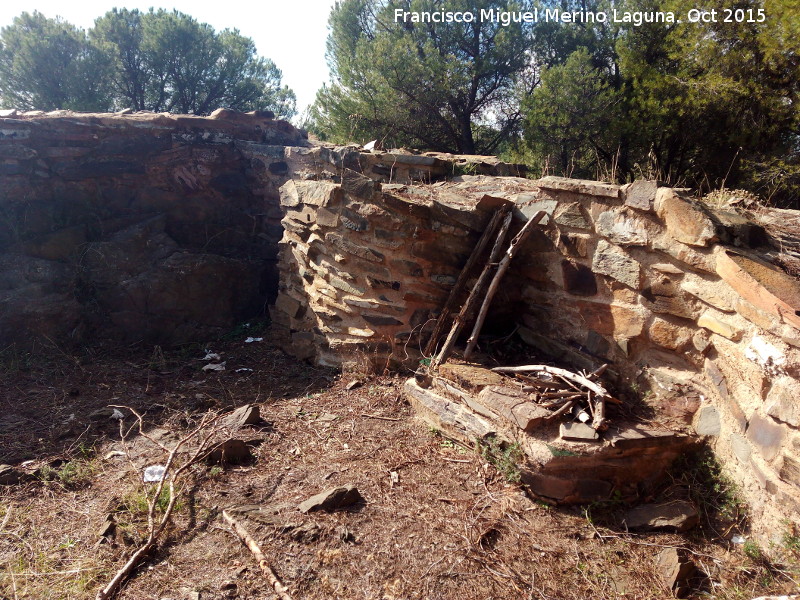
[404,379,497,441]
[716,249,800,329]
[625,501,699,532]
[559,422,599,442]
[538,175,620,199]
[298,484,362,513]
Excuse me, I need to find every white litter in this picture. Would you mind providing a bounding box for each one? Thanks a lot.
[143,465,166,482]
[731,534,746,544]
[201,351,222,361]
[577,411,590,423]
[235,368,254,373]
[202,362,226,372]
[244,337,263,343]
[111,409,125,420]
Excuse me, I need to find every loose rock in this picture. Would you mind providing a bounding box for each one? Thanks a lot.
[655,547,696,598]
[206,440,253,465]
[626,501,699,532]
[223,404,261,429]
[559,422,599,442]
[0,464,23,485]
[298,484,363,513]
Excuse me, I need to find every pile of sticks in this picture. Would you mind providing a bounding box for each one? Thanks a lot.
[424,204,547,369]
[492,364,618,431]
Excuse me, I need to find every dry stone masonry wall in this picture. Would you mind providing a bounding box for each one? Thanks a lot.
[271,166,800,542]
[0,109,305,345]
[1,110,798,543]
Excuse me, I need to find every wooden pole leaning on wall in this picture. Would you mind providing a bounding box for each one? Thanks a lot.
[463,210,547,360]
[431,208,514,370]
[424,205,510,357]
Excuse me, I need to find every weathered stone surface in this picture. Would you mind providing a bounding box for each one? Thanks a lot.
[655,547,696,597]
[681,276,736,313]
[538,175,620,199]
[692,330,712,354]
[747,413,784,461]
[437,364,507,393]
[341,168,379,199]
[735,299,779,332]
[324,232,384,263]
[405,378,497,441]
[716,249,800,329]
[592,239,642,288]
[558,232,590,258]
[559,422,599,442]
[554,202,591,229]
[649,317,692,350]
[779,455,800,488]
[697,311,742,341]
[298,484,363,513]
[765,376,800,428]
[623,179,658,211]
[574,301,646,337]
[223,405,261,429]
[694,406,721,436]
[595,210,650,246]
[625,501,699,532]
[655,188,717,247]
[730,433,752,463]
[279,179,300,207]
[295,180,342,207]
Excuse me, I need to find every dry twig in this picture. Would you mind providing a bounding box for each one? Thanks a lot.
[95,408,222,600]
[222,510,294,600]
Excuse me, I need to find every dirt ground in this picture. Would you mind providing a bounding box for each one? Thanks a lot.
[0,335,798,600]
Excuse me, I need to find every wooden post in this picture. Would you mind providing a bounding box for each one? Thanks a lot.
[431,210,514,369]
[463,210,547,359]
[424,205,509,356]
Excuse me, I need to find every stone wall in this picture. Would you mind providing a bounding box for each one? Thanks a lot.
[1,110,798,543]
[0,109,305,345]
[271,167,800,543]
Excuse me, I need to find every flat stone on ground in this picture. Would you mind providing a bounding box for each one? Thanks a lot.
[625,501,699,532]
[298,484,363,513]
[223,404,260,429]
[559,422,599,442]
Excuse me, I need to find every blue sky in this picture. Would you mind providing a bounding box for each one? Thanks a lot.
[0,1,338,115]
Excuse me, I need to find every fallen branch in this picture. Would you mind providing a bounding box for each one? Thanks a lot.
[222,510,294,600]
[360,413,402,422]
[492,365,610,399]
[96,409,221,600]
[544,400,575,420]
[464,210,547,360]
[592,396,607,430]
